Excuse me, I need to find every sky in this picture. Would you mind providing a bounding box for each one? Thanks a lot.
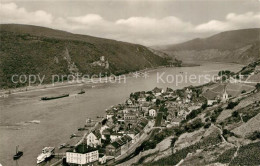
[1,0,260,46]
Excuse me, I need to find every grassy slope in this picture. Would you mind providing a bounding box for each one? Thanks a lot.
[0,24,169,88]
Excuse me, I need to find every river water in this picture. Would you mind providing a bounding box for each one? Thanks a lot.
[0,62,243,166]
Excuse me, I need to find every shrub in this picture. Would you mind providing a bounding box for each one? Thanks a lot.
[247,131,260,140]
[232,111,239,118]
[204,123,211,129]
[226,101,240,109]
[256,83,260,91]
[241,90,246,94]
[186,108,202,120]
[184,118,204,132]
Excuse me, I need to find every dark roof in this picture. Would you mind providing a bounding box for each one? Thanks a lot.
[110,135,132,149]
[102,128,111,135]
[99,153,105,157]
[73,144,98,154]
[166,87,174,92]
[138,118,148,128]
[153,87,163,93]
[202,90,219,100]
[139,93,146,98]
[92,130,101,139]
[142,102,150,107]
[111,142,121,149]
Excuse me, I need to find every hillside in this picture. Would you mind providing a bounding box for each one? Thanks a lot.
[0,24,175,89]
[157,28,260,64]
[118,61,260,166]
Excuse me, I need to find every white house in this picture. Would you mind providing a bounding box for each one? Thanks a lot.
[99,154,106,164]
[106,110,114,119]
[126,98,133,105]
[100,125,109,139]
[86,131,101,147]
[172,118,182,126]
[66,150,98,165]
[148,109,157,117]
[110,133,123,142]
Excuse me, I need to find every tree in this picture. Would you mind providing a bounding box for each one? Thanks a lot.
[171,137,177,155]
[232,111,239,118]
[156,99,161,106]
[146,96,152,102]
[255,83,260,91]
[226,101,239,109]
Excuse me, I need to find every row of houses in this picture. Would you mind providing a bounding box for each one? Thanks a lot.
[65,86,205,165]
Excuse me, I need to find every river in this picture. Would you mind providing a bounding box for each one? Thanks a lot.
[0,62,243,166]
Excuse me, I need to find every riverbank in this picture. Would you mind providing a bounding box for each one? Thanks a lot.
[0,62,243,166]
[0,65,177,97]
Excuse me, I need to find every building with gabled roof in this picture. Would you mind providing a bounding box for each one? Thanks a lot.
[66,144,99,165]
[86,130,101,147]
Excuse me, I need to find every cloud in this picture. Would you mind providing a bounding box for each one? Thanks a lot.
[0,2,53,25]
[68,14,103,24]
[0,2,259,46]
[195,12,260,32]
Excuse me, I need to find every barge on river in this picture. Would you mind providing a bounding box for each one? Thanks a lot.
[41,94,69,100]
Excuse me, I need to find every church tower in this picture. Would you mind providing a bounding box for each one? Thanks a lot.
[222,84,229,102]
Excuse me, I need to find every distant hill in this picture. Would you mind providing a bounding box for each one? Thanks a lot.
[0,24,176,89]
[156,28,260,64]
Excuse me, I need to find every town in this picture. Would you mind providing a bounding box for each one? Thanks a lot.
[63,80,240,165]
[58,59,260,166]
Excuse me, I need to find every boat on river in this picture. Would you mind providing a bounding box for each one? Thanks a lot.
[36,147,55,164]
[78,89,85,94]
[41,94,69,100]
[13,145,23,160]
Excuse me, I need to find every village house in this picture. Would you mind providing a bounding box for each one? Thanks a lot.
[101,128,111,140]
[124,112,137,128]
[171,117,182,126]
[202,90,219,106]
[124,130,136,139]
[137,93,147,103]
[106,109,115,119]
[106,142,121,157]
[166,87,174,94]
[99,153,106,164]
[86,131,101,147]
[110,133,123,142]
[148,109,157,117]
[117,135,133,154]
[66,145,99,165]
[105,135,132,158]
[141,102,150,115]
[125,98,134,105]
[178,108,190,120]
[152,87,164,96]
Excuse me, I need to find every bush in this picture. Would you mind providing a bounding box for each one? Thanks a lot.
[232,111,239,118]
[186,109,202,120]
[256,83,260,91]
[210,115,217,123]
[204,123,211,129]
[247,131,260,140]
[226,101,240,109]
[184,118,204,132]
